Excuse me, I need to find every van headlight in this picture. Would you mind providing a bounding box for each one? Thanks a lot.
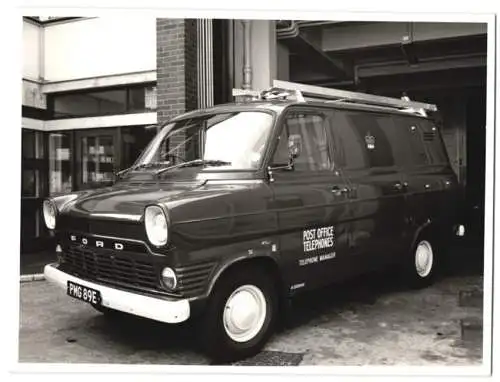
[144,205,169,247]
[42,199,57,230]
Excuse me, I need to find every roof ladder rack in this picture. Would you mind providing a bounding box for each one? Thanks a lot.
[272,80,438,116]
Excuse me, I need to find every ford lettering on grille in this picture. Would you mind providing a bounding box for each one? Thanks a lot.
[69,234,125,251]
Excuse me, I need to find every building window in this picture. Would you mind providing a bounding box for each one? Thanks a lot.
[21,129,47,247]
[21,130,45,197]
[48,84,157,119]
[129,86,157,112]
[121,126,157,170]
[81,135,115,185]
[22,170,37,197]
[49,133,72,194]
[52,89,127,118]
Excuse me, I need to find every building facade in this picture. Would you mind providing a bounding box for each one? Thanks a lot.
[22,16,159,252]
[21,17,487,253]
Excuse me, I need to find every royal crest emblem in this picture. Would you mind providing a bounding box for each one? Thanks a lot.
[365,133,375,150]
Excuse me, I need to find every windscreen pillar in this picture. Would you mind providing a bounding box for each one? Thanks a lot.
[233,20,277,92]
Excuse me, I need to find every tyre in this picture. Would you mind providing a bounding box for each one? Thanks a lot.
[403,235,438,289]
[198,265,279,363]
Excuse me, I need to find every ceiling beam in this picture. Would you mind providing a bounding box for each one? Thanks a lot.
[298,33,354,78]
[277,21,354,81]
[357,54,486,78]
[321,21,486,53]
[362,69,485,94]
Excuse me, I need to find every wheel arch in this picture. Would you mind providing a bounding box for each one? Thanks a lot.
[409,218,434,252]
[206,255,285,301]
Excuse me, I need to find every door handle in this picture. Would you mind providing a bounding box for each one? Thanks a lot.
[331,186,349,197]
[394,182,408,191]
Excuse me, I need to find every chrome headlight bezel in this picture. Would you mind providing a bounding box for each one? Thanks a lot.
[42,199,57,230]
[144,204,170,247]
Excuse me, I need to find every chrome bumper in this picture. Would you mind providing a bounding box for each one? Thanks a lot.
[43,263,190,324]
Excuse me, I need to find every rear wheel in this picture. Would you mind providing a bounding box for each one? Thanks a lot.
[403,235,438,289]
[198,266,279,363]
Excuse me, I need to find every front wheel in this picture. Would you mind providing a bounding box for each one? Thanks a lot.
[198,266,279,363]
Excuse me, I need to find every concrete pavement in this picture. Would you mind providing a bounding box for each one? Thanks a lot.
[20,250,57,276]
[18,263,484,367]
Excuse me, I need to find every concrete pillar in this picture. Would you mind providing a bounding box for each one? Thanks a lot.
[250,20,277,89]
[242,20,252,90]
[277,42,290,81]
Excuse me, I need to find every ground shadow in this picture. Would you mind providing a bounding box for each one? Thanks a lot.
[283,242,484,330]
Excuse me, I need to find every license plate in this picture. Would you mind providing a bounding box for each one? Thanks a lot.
[67,281,102,306]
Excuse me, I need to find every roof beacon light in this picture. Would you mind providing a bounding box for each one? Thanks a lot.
[401,94,426,117]
[260,87,305,102]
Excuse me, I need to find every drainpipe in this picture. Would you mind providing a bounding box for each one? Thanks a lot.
[39,23,45,82]
[242,20,252,90]
[276,20,299,39]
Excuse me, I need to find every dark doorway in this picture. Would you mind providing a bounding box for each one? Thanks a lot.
[465,87,486,247]
[212,19,232,105]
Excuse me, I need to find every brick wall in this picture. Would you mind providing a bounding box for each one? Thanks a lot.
[156,18,198,125]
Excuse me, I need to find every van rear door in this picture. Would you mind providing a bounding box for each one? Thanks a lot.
[396,116,460,240]
[327,109,408,273]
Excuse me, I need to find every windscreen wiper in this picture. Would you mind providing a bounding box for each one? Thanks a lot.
[115,162,171,178]
[115,163,146,178]
[155,159,232,177]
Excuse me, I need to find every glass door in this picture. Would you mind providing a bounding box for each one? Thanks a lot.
[75,129,119,190]
[48,132,72,194]
[21,129,49,252]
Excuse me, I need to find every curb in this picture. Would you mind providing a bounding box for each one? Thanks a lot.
[20,274,45,283]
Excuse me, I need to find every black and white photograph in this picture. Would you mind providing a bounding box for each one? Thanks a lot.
[7,0,498,379]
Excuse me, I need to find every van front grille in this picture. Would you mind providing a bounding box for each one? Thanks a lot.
[60,246,158,290]
[176,261,216,296]
[59,245,216,298]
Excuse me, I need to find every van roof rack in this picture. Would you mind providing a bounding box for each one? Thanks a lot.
[232,80,437,117]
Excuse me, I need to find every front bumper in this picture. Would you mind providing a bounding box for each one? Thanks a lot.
[44,263,190,324]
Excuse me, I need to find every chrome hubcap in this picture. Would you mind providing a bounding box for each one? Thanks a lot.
[415,240,434,278]
[223,285,267,343]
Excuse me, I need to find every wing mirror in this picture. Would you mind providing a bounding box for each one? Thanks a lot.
[288,134,302,160]
[267,134,302,176]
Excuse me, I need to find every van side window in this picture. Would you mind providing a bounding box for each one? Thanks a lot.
[329,111,395,170]
[327,110,367,170]
[272,112,332,171]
